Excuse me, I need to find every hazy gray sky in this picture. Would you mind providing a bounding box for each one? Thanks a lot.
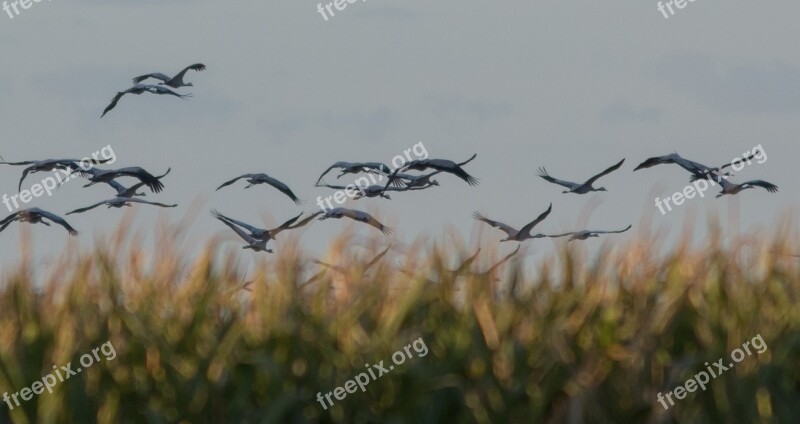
[1,0,798,273]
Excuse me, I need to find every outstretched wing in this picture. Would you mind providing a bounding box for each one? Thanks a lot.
[37,210,79,236]
[472,211,517,238]
[592,225,633,235]
[518,203,553,238]
[288,211,324,230]
[216,174,252,191]
[584,158,625,186]
[126,198,178,208]
[537,167,579,190]
[172,63,206,83]
[66,199,114,215]
[132,72,171,84]
[743,180,779,193]
[101,92,126,118]
[316,162,349,185]
[261,175,302,204]
[343,209,393,235]
[211,210,263,234]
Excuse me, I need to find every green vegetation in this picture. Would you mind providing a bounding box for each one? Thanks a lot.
[0,226,798,423]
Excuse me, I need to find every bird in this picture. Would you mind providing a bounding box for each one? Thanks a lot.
[101,84,192,118]
[211,210,313,242]
[315,162,393,185]
[132,63,207,88]
[0,158,113,191]
[381,171,441,190]
[80,167,167,193]
[102,168,171,198]
[548,225,632,242]
[216,173,302,204]
[0,208,78,236]
[66,197,178,215]
[537,159,625,194]
[473,203,552,242]
[215,217,273,253]
[633,151,760,182]
[714,177,778,198]
[318,208,393,235]
[398,154,479,186]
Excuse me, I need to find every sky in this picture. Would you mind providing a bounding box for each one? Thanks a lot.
[0,0,798,274]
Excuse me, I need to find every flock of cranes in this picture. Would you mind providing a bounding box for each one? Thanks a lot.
[0,64,781,271]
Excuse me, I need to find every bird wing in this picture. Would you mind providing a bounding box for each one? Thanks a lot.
[37,210,78,235]
[537,167,579,190]
[111,167,165,193]
[343,209,393,235]
[151,86,191,98]
[633,153,682,171]
[66,199,115,215]
[547,231,577,238]
[742,180,779,193]
[316,180,348,190]
[426,160,479,186]
[719,150,760,171]
[217,216,257,244]
[457,153,478,166]
[288,211,324,230]
[584,158,625,186]
[517,203,553,238]
[125,198,178,208]
[132,72,171,84]
[0,211,21,227]
[590,225,633,235]
[272,212,305,233]
[261,175,302,204]
[211,210,263,234]
[0,160,34,166]
[101,92,126,118]
[316,162,349,185]
[472,212,517,238]
[18,166,33,191]
[172,63,206,84]
[216,174,252,191]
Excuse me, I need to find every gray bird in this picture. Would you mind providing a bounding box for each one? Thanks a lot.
[0,158,113,191]
[538,159,625,194]
[216,173,302,204]
[66,197,177,215]
[81,167,168,193]
[0,208,78,236]
[399,154,479,186]
[318,208,393,235]
[473,203,552,242]
[101,84,192,117]
[132,63,206,88]
[549,225,632,242]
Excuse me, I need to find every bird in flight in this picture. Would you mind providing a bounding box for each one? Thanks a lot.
[714,177,778,198]
[633,151,760,182]
[66,197,178,215]
[100,168,171,198]
[0,208,78,236]
[216,173,302,205]
[101,84,192,117]
[132,63,206,88]
[538,159,625,194]
[318,208,393,235]
[0,157,114,191]
[80,167,168,193]
[315,162,393,185]
[211,209,317,243]
[548,225,632,242]
[473,203,552,242]
[398,154,479,186]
